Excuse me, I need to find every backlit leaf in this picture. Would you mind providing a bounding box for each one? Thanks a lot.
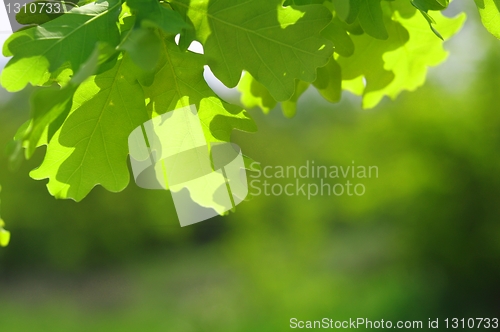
[170,0,334,101]
[141,36,257,145]
[475,0,500,39]
[30,56,149,201]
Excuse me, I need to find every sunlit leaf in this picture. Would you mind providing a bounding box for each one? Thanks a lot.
[475,0,500,39]
[170,0,334,101]
[30,56,149,201]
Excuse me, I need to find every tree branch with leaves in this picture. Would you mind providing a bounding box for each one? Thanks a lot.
[1,0,500,246]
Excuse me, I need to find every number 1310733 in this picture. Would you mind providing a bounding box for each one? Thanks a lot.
[5,1,76,15]
[444,318,498,329]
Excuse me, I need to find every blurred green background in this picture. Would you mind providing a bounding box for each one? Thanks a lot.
[1,3,500,331]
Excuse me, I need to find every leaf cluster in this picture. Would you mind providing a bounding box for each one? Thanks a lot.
[0,0,498,206]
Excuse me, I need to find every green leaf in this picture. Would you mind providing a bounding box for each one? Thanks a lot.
[331,0,351,22]
[26,86,76,158]
[1,0,121,92]
[313,58,342,103]
[119,28,162,72]
[475,0,500,39]
[0,221,10,247]
[141,37,257,146]
[239,73,314,117]
[16,0,77,25]
[170,0,334,101]
[239,57,341,115]
[337,19,408,107]
[417,9,444,40]
[411,0,449,11]
[322,17,355,57]
[24,47,100,158]
[282,81,309,118]
[338,11,465,108]
[126,0,190,34]
[365,11,465,108]
[30,56,150,201]
[271,58,342,113]
[411,0,451,38]
[339,0,360,24]
[357,0,388,40]
[239,72,277,114]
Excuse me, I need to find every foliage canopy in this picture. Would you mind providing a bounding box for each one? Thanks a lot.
[1,0,500,242]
